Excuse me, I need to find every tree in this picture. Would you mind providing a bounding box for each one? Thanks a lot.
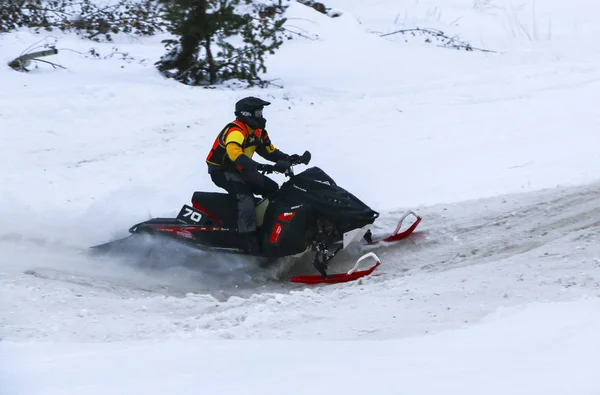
[155,0,290,87]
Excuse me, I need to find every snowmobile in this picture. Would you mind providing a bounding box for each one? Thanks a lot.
[91,152,421,284]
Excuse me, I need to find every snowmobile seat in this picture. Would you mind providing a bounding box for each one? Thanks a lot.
[191,192,238,226]
[192,192,265,227]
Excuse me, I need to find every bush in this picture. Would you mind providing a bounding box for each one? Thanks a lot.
[0,0,166,42]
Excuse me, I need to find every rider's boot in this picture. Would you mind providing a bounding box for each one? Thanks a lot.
[242,231,262,255]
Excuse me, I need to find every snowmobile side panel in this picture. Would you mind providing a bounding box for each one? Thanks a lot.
[261,201,312,257]
[145,223,244,250]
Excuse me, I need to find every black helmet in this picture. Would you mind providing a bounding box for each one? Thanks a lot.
[234,96,270,129]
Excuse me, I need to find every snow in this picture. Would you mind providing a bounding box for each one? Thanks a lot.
[4,299,600,395]
[2,0,600,393]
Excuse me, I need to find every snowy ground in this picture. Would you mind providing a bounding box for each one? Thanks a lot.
[2,0,600,394]
[4,299,600,395]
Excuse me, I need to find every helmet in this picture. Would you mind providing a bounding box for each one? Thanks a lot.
[234,96,270,129]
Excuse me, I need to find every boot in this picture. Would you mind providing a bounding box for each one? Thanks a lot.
[243,231,262,255]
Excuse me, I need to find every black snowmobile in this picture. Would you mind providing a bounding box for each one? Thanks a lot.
[91,152,421,284]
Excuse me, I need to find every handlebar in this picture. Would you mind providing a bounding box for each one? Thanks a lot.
[260,150,311,177]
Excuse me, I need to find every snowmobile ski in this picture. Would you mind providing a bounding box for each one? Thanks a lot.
[290,252,381,284]
[364,210,422,245]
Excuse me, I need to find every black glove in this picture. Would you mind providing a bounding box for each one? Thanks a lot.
[289,151,311,165]
[256,163,275,173]
[273,160,291,173]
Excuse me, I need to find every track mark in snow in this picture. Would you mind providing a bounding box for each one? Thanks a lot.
[23,268,171,297]
[358,182,600,279]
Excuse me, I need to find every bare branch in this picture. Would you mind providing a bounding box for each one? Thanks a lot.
[8,48,59,71]
[31,58,67,70]
[380,27,497,53]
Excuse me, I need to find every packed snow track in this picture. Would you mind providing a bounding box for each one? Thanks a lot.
[2,181,600,342]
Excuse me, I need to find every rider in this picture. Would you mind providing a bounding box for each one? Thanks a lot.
[205,96,307,254]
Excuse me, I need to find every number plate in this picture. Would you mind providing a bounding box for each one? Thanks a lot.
[176,205,205,224]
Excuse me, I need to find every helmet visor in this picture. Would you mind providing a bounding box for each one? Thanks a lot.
[253,109,263,118]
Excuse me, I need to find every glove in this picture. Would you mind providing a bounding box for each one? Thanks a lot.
[273,160,291,173]
[289,151,311,165]
[256,163,275,173]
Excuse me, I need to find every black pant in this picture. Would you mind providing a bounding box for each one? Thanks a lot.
[210,168,278,233]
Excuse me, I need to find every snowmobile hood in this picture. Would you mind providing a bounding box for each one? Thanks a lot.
[277,167,379,232]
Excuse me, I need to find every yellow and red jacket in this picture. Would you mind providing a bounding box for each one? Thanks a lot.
[206,120,284,171]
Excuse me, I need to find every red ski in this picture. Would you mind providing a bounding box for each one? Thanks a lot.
[366,210,422,245]
[290,252,381,284]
